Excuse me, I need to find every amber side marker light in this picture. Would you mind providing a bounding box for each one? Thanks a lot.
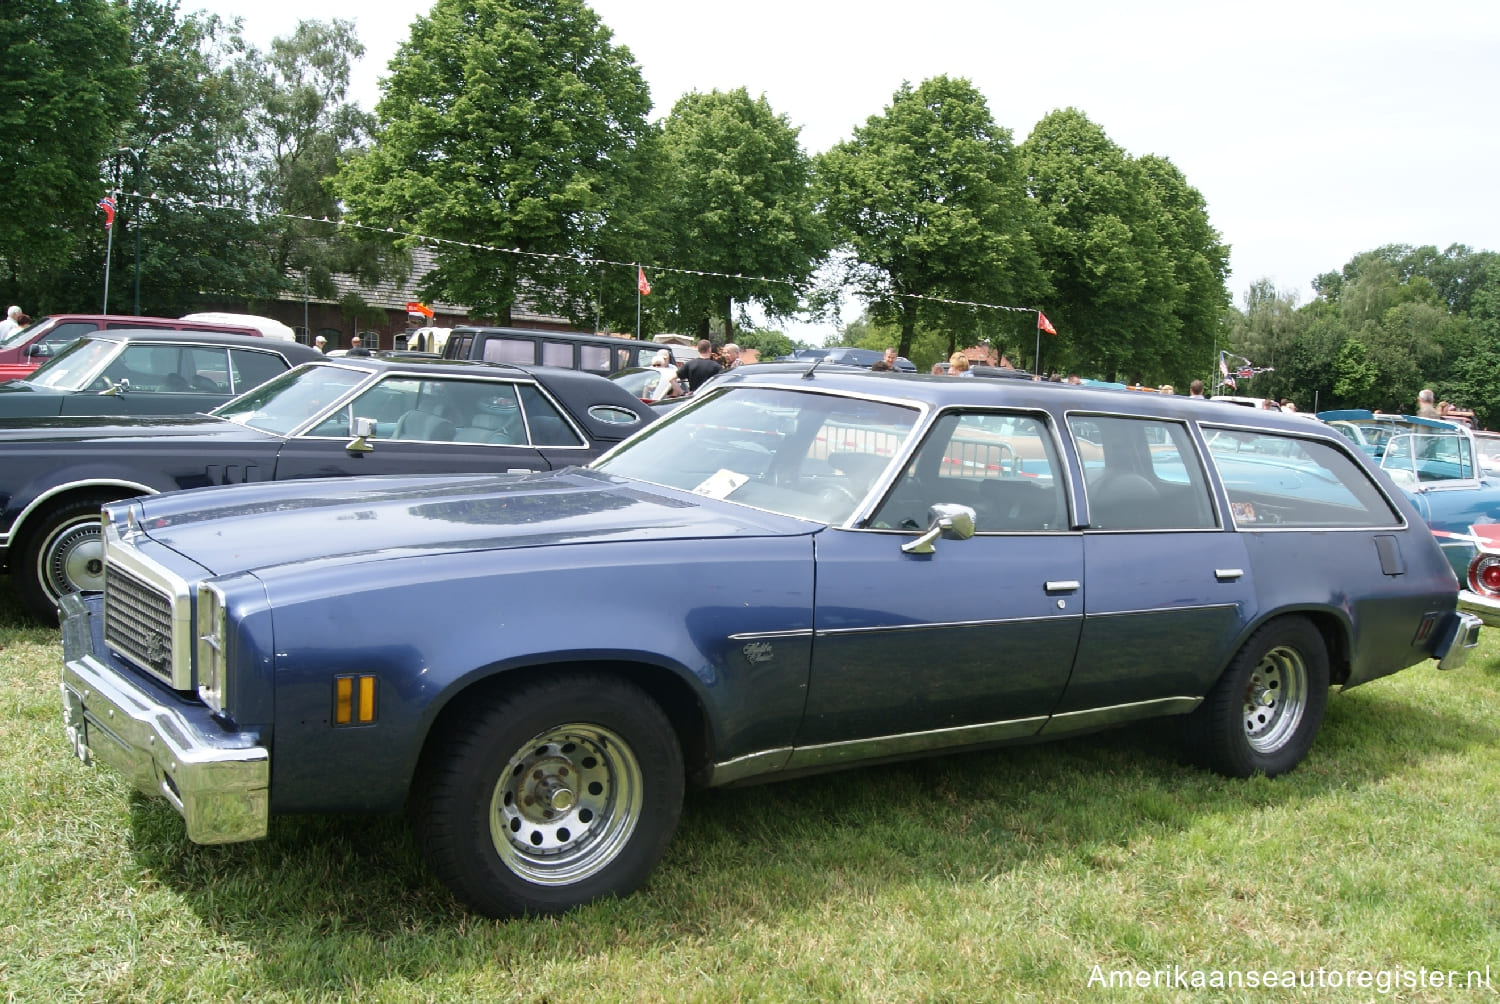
[334,675,378,725]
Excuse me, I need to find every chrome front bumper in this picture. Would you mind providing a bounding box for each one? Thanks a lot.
[1457,589,1500,629]
[58,591,269,844]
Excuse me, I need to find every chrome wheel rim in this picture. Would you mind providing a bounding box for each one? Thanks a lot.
[489,724,643,886]
[1242,644,1308,754]
[42,518,105,601]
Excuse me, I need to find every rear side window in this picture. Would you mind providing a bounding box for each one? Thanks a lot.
[1068,415,1216,530]
[577,344,613,374]
[518,384,584,446]
[539,340,573,368]
[1203,428,1400,528]
[481,338,536,365]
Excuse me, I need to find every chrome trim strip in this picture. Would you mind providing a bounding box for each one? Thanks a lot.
[725,628,815,642]
[785,715,1048,769]
[1083,601,1240,620]
[706,747,792,785]
[1040,696,1202,734]
[814,612,1079,637]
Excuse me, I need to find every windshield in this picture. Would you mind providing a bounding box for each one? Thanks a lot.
[25,337,121,390]
[0,316,55,350]
[213,362,367,435]
[595,385,920,524]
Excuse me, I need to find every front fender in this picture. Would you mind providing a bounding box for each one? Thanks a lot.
[255,536,815,814]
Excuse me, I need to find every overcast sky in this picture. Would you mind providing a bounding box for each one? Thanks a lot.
[198,0,1500,326]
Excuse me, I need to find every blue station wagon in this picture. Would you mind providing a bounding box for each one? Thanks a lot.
[59,369,1479,917]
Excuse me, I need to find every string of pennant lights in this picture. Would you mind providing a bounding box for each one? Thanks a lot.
[101,188,1053,322]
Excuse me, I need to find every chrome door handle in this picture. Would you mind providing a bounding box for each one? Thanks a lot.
[1215,568,1244,581]
[1045,580,1081,593]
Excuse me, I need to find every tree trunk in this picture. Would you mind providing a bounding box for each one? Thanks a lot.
[898,299,917,360]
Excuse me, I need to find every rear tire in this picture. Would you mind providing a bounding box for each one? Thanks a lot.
[1185,617,1330,778]
[411,673,683,917]
[16,494,121,625]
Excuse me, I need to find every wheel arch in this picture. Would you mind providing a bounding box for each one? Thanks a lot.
[410,658,712,799]
[7,478,157,554]
[1237,606,1351,687]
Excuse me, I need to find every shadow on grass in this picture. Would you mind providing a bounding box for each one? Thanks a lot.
[118,667,1500,992]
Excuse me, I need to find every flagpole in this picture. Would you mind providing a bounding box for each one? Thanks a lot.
[101,215,114,314]
[635,262,641,340]
[1034,313,1041,377]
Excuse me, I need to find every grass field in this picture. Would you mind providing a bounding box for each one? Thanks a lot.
[2,576,1498,1002]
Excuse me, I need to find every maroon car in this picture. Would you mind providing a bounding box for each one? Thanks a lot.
[0,314,262,381]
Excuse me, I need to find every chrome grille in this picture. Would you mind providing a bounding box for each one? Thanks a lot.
[104,564,177,685]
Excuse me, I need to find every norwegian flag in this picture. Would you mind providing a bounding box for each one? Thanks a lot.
[1219,352,1236,390]
[98,196,116,229]
[637,266,651,296]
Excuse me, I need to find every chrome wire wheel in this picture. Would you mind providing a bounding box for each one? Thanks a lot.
[489,724,644,886]
[1241,644,1309,755]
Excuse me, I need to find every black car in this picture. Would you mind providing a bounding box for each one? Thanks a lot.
[0,329,324,418]
[0,356,653,621]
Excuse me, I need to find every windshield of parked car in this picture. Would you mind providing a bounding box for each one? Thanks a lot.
[213,363,367,435]
[594,385,920,524]
[1,316,59,349]
[24,336,120,390]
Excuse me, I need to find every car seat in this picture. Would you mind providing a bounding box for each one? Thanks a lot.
[392,408,456,442]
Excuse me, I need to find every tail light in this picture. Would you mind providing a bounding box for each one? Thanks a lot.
[1467,552,1500,597]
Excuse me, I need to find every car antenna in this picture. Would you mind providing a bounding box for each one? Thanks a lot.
[801,355,826,380]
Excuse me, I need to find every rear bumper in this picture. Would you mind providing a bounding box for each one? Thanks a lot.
[1434,609,1483,670]
[58,591,268,844]
[1457,589,1500,629]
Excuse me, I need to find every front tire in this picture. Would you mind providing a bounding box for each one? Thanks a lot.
[412,673,684,917]
[17,494,121,625]
[1185,617,1330,778]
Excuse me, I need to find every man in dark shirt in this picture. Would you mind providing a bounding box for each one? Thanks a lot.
[677,338,722,391]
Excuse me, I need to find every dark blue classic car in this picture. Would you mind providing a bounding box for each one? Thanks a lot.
[0,328,323,417]
[0,356,652,621]
[60,369,1479,917]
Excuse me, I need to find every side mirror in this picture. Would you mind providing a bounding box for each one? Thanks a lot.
[346,416,378,453]
[901,503,977,555]
[98,377,130,397]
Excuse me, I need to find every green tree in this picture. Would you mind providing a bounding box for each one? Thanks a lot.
[1136,154,1231,384]
[1019,109,1201,383]
[0,0,134,294]
[338,0,653,325]
[241,19,396,308]
[650,88,827,343]
[816,76,1043,360]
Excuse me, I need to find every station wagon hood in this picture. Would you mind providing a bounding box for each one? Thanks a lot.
[115,468,815,578]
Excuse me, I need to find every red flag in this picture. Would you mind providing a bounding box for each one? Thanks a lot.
[1037,311,1056,336]
[405,300,434,318]
[637,266,651,296]
[98,196,116,229]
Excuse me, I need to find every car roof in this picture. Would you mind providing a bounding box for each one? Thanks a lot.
[706,366,1329,432]
[83,328,323,354]
[292,355,656,435]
